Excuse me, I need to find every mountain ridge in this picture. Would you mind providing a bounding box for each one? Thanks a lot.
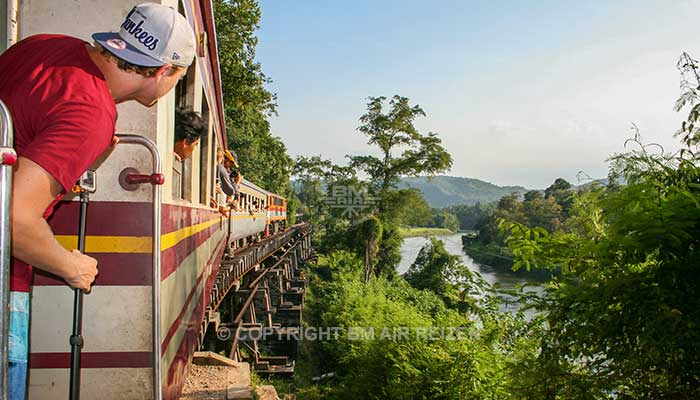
[398,175,529,208]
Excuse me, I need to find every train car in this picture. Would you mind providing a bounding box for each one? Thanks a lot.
[267,193,287,235]
[0,0,289,398]
[227,179,268,248]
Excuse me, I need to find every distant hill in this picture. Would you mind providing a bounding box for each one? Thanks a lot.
[398,176,528,208]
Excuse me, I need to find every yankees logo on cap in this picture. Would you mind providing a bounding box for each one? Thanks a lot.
[106,38,127,50]
[92,3,196,68]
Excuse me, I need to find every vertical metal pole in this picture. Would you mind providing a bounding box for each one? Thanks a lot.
[0,99,15,400]
[69,191,88,400]
[115,135,162,400]
[152,162,161,400]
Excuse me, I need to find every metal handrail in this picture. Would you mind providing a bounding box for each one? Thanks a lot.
[0,100,16,400]
[115,134,163,400]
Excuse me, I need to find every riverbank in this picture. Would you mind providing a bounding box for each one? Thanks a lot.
[461,242,515,270]
[399,227,455,238]
[462,241,552,280]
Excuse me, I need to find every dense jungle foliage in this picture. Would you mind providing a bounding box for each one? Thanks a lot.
[217,2,700,398]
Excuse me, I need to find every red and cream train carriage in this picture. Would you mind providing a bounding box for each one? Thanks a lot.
[1,0,286,398]
[267,193,287,235]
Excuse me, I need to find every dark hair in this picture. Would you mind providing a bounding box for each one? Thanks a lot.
[99,45,161,77]
[175,108,206,144]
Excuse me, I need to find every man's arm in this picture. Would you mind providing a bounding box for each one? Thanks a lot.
[218,165,235,196]
[12,157,98,291]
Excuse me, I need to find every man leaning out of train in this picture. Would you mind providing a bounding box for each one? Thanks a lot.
[0,3,196,399]
[214,148,234,216]
[224,149,243,209]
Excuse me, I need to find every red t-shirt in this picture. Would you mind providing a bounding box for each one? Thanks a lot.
[0,34,117,292]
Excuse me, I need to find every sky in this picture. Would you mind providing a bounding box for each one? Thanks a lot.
[256,0,699,189]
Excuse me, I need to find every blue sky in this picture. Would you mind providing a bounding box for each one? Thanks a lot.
[256,0,698,188]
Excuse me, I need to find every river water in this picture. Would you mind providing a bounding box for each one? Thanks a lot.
[398,233,546,315]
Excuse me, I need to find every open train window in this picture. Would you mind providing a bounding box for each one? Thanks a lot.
[240,192,247,211]
[172,74,201,200]
[199,97,210,205]
[171,2,197,202]
[172,107,197,202]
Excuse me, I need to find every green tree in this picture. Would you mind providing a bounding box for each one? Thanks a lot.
[522,195,562,233]
[523,190,543,202]
[374,224,403,278]
[447,203,490,230]
[395,188,433,227]
[309,250,524,400]
[475,192,527,245]
[544,178,574,215]
[504,135,700,398]
[214,0,293,195]
[430,209,460,231]
[345,95,453,276]
[350,95,453,216]
[349,216,383,282]
[404,238,475,310]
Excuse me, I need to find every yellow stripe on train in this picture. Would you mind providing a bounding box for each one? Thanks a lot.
[55,213,269,253]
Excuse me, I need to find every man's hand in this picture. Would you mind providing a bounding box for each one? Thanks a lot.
[12,157,100,289]
[64,249,98,291]
[218,205,230,217]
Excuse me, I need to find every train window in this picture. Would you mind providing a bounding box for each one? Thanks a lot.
[173,108,197,202]
[174,69,196,109]
[175,2,196,109]
[182,156,193,201]
[173,1,197,202]
[172,158,183,199]
[199,97,210,205]
[173,59,196,202]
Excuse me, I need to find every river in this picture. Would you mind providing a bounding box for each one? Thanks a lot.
[398,233,546,315]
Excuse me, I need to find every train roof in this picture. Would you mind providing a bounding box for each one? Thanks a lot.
[238,179,286,200]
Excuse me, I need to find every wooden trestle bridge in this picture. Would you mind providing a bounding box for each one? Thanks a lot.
[198,223,314,375]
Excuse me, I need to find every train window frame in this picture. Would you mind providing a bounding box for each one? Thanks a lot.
[172,4,198,205]
[172,71,199,203]
[241,192,248,211]
[172,156,183,200]
[172,105,197,203]
[198,97,211,206]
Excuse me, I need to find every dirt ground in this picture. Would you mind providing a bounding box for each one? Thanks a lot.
[180,364,251,400]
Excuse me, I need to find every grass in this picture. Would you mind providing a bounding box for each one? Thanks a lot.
[399,227,455,238]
